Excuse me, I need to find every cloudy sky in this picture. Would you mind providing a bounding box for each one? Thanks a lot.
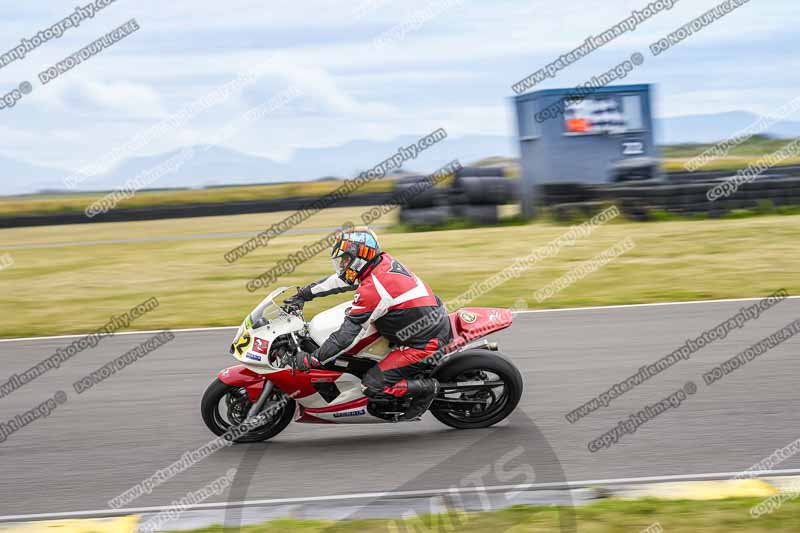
[0,0,796,174]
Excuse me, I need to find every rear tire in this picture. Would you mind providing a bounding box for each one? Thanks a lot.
[430,350,523,429]
[201,378,295,442]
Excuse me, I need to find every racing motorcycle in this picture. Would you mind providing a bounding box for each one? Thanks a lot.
[201,287,523,442]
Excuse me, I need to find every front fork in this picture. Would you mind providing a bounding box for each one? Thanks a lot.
[247,381,274,418]
[218,366,275,422]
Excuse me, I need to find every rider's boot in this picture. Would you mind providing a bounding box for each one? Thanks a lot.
[398,378,440,421]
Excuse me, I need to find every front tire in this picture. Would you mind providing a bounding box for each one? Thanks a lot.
[430,350,523,429]
[201,378,295,442]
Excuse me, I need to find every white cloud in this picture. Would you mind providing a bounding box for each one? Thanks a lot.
[0,0,796,175]
[64,80,166,117]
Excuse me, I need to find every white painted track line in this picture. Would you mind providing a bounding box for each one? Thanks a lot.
[510,295,799,314]
[2,468,799,523]
[0,326,238,343]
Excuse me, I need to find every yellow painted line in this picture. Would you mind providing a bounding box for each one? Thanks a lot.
[622,479,778,500]
[0,515,139,533]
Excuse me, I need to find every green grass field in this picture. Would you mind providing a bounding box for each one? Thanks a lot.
[0,179,395,217]
[0,205,797,338]
[661,155,800,173]
[661,134,800,172]
[173,498,800,532]
[661,134,799,159]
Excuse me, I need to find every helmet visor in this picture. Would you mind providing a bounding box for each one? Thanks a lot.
[332,254,353,277]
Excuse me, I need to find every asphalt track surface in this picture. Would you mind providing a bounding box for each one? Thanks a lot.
[1,298,799,517]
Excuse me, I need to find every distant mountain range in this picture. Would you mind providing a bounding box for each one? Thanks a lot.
[3,111,800,196]
[657,111,800,145]
[2,135,515,196]
[0,156,68,195]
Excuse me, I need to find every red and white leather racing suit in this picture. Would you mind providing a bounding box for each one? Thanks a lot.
[302,252,452,397]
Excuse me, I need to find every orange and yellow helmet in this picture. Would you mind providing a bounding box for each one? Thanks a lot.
[331,227,381,284]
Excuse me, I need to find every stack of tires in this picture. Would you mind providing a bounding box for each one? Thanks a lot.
[397,167,515,226]
[450,167,515,224]
[396,175,451,226]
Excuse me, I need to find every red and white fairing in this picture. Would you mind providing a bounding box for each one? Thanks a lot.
[219,287,512,424]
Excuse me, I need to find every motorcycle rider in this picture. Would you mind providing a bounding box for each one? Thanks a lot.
[283,227,452,419]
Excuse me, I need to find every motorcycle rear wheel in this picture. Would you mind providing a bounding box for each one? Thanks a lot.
[430,351,523,429]
[201,378,295,442]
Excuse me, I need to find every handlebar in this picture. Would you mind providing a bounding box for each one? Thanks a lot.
[281,352,297,375]
[283,305,303,316]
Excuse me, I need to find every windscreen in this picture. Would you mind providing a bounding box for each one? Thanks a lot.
[247,287,290,329]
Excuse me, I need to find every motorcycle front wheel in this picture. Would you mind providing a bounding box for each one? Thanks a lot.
[201,378,295,442]
[430,351,523,429]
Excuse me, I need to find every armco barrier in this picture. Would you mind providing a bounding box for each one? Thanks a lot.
[665,164,800,184]
[455,166,507,178]
[0,192,395,229]
[548,176,800,220]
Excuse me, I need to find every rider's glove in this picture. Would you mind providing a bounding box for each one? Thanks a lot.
[282,288,308,312]
[294,351,321,372]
